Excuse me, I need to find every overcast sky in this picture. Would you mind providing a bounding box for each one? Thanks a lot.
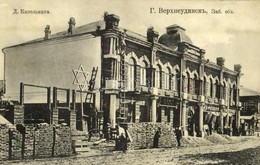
[0,0,260,91]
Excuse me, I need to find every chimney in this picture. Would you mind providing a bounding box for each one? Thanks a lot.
[44,25,51,40]
[200,49,206,59]
[234,64,242,73]
[147,26,159,43]
[216,57,225,67]
[104,12,120,30]
[68,17,76,34]
[166,24,186,34]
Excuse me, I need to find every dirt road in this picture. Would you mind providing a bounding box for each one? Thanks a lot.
[4,135,260,165]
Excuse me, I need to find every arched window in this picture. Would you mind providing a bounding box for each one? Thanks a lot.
[128,58,136,91]
[215,80,220,98]
[232,84,236,106]
[155,65,162,88]
[140,61,148,86]
[229,84,233,106]
[174,69,180,92]
[186,72,191,93]
[204,77,208,96]
[226,83,230,103]
[210,79,214,97]
[194,75,199,95]
[223,82,227,100]
[165,67,171,90]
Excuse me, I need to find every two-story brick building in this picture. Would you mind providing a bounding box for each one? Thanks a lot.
[1,12,242,137]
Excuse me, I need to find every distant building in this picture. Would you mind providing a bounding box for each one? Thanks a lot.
[240,87,260,135]
[1,12,242,137]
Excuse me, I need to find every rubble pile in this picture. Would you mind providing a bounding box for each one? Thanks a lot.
[126,123,176,150]
[181,136,212,147]
[205,133,230,144]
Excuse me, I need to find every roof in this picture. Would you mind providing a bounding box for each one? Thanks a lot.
[158,24,193,49]
[3,20,106,49]
[0,115,14,128]
[240,87,260,96]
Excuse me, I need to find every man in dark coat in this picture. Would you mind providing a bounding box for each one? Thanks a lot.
[119,133,127,153]
[175,127,182,147]
[153,127,161,148]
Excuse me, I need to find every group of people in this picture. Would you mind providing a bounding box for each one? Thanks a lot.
[153,126,183,148]
[104,124,184,153]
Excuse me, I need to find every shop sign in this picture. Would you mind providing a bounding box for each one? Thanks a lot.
[159,97,176,107]
[225,109,236,114]
[205,105,219,112]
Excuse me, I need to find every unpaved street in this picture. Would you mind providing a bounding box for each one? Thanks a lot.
[4,135,260,165]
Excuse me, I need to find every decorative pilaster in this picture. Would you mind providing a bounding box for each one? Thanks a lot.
[236,109,241,128]
[181,100,188,136]
[135,102,141,123]
[234,64,242,128]
[151,96,158,122]
[110,94,117,128]
[218,106,224,134]
[198,102,205,137]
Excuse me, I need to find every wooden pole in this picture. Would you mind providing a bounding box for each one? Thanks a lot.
[80,91,84,131]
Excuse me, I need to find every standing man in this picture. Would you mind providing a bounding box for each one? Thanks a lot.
[153,127,161,148]
[175,127,182,147]
[119,133,127,153]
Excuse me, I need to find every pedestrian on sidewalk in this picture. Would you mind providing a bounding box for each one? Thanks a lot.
[119,133,127,153]
[153,127,161,148]
[87,130,93,142]
[175,127,182,147]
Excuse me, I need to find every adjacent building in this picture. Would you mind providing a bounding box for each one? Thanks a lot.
[240,87,260,135]
[1,12,242,137]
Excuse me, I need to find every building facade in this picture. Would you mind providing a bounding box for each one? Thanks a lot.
[240,87,260,135]
[1,13,242,137]
[100,13,242,137]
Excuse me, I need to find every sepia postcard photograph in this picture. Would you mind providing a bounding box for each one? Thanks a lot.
[0,0,260,164]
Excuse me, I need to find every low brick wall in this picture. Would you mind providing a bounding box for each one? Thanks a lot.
[0,123,74,161]
[122,123,177,150]
[53,125,73,156]
[0,124,10,161]
[35,124,54,158]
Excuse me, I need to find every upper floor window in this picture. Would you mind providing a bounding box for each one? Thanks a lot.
[155,65,162,88]
[215,80,220,98]
[194,75,199,95]
[210,79,214,97]
[165,67,171,90]
[128,58,136,90]
[140,61,148,86]
[174,69,180,92]
[223,82,227,100]
[204,77,208,96]
[232,84,236,106]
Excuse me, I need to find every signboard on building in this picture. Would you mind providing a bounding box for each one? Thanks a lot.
[205,105,220,112]
[159,97,177,107]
